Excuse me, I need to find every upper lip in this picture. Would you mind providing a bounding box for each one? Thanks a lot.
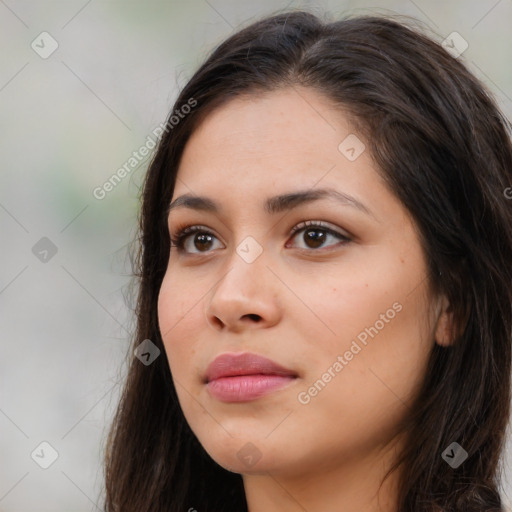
[204,352,298,383]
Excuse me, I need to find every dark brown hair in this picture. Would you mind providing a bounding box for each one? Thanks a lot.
[103,9,512,511]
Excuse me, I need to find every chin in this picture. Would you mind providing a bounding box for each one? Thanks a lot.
[197,434,282,474]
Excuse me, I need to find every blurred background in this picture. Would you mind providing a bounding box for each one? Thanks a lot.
[0,1,511,510]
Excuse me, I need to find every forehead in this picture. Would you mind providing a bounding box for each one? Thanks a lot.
[174,87,374,194]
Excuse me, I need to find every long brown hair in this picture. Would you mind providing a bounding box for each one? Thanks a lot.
[103,10,512,511]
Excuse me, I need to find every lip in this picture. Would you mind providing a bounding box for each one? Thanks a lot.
[204,352,298,402]
[204,352,297,382]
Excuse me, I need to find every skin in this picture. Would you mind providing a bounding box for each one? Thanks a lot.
[157,86,453,512]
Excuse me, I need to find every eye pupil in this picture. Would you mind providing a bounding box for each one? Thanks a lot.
[195,233,213,251]
[304,228,326,248]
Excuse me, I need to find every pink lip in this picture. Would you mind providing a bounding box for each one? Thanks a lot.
[204,352,298,402]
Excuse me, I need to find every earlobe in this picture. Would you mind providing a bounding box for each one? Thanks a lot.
[434,295,455,347]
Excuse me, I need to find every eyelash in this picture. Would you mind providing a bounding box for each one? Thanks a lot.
[169,220,351,254]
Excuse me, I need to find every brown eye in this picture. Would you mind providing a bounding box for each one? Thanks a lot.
[170,226,223,254]
[288,222,350,250]
[193,233,214,251]
[303,228,327,248]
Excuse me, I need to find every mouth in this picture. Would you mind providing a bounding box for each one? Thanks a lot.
[204,351,298,382]
[204,352,298,403]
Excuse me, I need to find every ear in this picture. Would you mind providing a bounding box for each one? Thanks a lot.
[434,294,456,347]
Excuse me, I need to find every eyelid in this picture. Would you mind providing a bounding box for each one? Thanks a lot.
[288,220,351,240]
[170,224,225,252]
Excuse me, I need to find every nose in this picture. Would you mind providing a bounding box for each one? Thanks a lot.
[204,249,282,333]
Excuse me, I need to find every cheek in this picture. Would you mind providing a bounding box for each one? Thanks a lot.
[294,248,434,402]
[287,268,433,458]
[157,272,205,379]
[296,254,423,341]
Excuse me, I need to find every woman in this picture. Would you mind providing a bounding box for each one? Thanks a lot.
[103,10,512,512]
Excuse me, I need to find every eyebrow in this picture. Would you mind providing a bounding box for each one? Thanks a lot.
[167,188,373,217]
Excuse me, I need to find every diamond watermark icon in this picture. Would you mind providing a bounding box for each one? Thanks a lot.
[31,32,59,59]
[237,442,262,467]
[32,237,58,263]
[31,441,59,469]
[442,32,468,59]
[134,339,161,365]
[338,134,366,161]
[441,441,468,468]
[236,236,263,264]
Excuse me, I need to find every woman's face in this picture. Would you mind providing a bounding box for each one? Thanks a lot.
[158,87,444,478]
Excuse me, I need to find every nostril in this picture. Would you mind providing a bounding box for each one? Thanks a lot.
[244,313,262,322]
[210,316,224,329]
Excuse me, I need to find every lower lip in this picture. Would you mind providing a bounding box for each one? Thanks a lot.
[206,374,296,402]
